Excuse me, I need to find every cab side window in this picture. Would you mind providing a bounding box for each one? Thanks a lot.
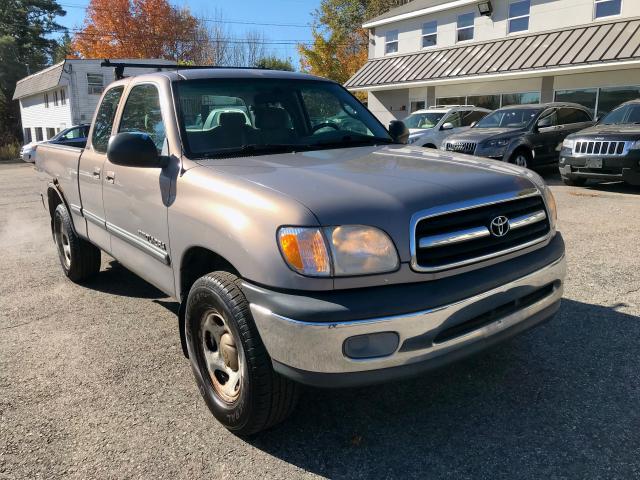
[119,84,166,152]
[91,86,125,153]
[557,108,591,125]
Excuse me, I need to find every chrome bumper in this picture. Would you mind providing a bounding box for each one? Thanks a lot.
[250,256,565,375]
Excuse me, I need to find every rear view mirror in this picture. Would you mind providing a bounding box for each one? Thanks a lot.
[441,122,454,130]
[107,132,167,168]
[388,120,409,144]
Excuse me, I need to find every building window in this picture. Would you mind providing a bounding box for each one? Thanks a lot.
[60,88,66,105]
[597,86,640,116]
[87,73,104,95]
[457,12,474,42]
[501,91,540,106]
[385,30,399,54]
[594,0,621,19]
[509,0,530,33]
[467,94,501,110]
[410,100,426,112]
[554,88,598,115]
[35,128,43,141]
[436,96,466,106]
[46,127,56,139]
[44,93,49,108]
[23,128,32,143]
[54,91,59,106]
[439,92,540,109]
[422,21,437,48]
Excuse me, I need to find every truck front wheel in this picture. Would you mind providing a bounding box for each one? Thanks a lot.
[185,271,299,435]
[53,204,101,282]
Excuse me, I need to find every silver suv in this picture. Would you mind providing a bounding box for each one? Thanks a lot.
[405,105,491,148]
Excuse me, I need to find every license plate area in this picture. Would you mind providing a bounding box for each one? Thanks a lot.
[586,158,603,168]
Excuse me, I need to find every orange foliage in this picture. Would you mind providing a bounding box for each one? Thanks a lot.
[72,0,201,61]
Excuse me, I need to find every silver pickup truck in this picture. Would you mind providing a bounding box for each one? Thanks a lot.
[36,66,565,435]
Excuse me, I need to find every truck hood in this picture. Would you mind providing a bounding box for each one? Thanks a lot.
[447,128,526,143]
[196,145,538,261]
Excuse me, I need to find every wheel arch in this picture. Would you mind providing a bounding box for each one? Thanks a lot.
[46,183,77,237]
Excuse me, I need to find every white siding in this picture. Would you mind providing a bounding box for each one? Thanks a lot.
[371,0,640,58]
[19,86,73,141]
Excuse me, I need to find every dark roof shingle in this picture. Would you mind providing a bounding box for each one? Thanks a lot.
[13,62,65,100]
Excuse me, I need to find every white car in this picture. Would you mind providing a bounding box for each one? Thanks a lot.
[404,106,491,149]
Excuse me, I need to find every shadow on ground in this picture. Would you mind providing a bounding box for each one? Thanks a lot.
[248,299,640,479]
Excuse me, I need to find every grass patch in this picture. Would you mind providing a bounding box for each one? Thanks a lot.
[0,141,20,161]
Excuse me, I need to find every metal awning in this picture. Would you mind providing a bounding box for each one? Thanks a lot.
[346,18,640,90]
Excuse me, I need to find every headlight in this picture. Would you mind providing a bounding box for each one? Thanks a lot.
[277,225,399,276]
[563,138,575,149]
[408,137,417,144]
[631,140,640,149]
[485,138,510,148]
[523,171,558,230]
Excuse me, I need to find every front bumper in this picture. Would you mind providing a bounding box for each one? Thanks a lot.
[559,149,640,185]
[246,237,566,387]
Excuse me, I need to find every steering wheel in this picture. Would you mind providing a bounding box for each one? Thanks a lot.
[311,122,340,133]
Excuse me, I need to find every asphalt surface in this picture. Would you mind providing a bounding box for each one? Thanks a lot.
[1,161,639,479]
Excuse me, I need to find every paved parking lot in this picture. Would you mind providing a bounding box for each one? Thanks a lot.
[1,161,639,479]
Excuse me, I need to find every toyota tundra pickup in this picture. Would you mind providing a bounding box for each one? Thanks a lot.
[35,65,565,435]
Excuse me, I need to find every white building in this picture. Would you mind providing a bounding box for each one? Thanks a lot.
[346,0,640,124]
[13,59,176,144]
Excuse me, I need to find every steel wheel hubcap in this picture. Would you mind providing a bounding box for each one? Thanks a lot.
[54,217,71,268]
[201,310,242,403]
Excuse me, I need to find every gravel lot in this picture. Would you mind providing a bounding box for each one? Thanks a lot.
[1,161,639,479]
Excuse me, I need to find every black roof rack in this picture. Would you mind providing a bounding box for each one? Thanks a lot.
[101,59,271,80]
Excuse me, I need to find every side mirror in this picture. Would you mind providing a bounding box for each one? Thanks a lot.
[441,122,454,130]
[388,120,409,144]
[537,116,553,129]
[470,121,478,128]
[107,132,167,168]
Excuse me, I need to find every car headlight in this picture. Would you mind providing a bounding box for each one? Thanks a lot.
[631,140,640,149]
[407,137,417,144]
[542,184,557,230]
[277,225,399,276]
[485,138,510,148]
[563,138,575,149]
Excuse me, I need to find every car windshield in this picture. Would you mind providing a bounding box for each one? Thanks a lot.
[175,78,392,158]
[600,104,640,124]
[403,112,445,129]
[475,108,541,129]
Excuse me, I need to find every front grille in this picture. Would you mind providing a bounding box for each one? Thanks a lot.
[573,140,629,156]
[413,195,551,271]
[445,141,477,154]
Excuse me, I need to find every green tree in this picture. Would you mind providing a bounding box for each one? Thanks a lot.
[255,56,294,71]
[0,0,66,143]
[298,0,408,84]
[53,32,74,63]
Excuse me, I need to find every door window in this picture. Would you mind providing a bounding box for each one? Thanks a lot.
[537,110,557,128]
[118,84,167,152]
[443,112,463,128]
[91,86,125,153]
[464,110,488,126]
[557,108,591,125]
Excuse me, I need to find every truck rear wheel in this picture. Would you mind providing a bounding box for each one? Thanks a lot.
[185,271,299,435]
[53,204,101,282]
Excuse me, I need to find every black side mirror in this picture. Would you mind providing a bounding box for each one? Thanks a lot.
[388,120,409,144]
[107,132,167,168]
[536,116,553,129]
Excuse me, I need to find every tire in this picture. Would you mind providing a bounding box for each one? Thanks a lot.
[561,176,587,187]
[53,203,101,282]
[508,149,532,169]
[424,144,437,149]
[185,271,299,435]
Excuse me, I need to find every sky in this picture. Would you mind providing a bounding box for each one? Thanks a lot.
[54,0,320,66]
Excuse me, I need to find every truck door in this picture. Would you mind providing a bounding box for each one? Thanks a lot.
[101,82,175,295]
[79,85,125,251]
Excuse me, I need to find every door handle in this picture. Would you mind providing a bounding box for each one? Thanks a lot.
[92,167,101,179]
[105,171,115,184]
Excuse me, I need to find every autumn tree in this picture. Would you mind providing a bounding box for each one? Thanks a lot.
[298,0,409,83]
[72,0,206,62]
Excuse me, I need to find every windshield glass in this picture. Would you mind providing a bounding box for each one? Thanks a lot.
[175,79,391,157]
[475,108,541,129]
[600,103,640,124]
[403,112,445,129]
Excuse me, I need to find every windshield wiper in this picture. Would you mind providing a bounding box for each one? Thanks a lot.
[197,143,302,158]
[308,136,395,149]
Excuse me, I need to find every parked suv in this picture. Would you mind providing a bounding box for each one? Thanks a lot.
[442,103,593,169]
[405,105,490,148]
[559,99,640,186]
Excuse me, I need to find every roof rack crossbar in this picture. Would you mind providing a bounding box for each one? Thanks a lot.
[101,60,271,80]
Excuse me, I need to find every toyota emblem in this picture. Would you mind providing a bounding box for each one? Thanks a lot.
[490,216,510,237]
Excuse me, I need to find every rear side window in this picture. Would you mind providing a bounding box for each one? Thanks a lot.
[91,86,124,153]
[118,84,166,152]
[557,108,591,125]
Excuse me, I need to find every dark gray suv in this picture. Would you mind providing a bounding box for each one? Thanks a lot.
[442,103,594,169]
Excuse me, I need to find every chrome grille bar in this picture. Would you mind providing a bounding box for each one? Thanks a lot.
[573,140,630,156]
[509,210,547,230]
[445,142,477,154]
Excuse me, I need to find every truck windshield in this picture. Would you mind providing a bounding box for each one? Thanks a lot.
[600,103,640,124]
[475,108,540,129]
[175,78,392,158]
[403,112,445,129]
